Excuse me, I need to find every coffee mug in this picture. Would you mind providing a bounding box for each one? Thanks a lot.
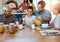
[18,24,23,29]
[31,24,35,29]
[42,24,48,28]
[15,21,19,25]
[9,23,15,25]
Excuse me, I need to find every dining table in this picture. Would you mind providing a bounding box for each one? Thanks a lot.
[0,26,60,42]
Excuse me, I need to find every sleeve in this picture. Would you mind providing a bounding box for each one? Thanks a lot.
[33,16,36,20]
[33,11,39,17]
[1,14,6,22]
[22,15,27,22]
[44,11,52,19]
[22,18,25,21]
[52,16,60,28]
[19,3,23,8]
[12,15,18,21]
[13,15,20,25]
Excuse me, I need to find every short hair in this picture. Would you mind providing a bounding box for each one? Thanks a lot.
[27,6,33,11]
[3,6,12,12]
[29,0,33,3]
[24,0,28,3]
[5,0,18,9]
[38,1,45,8]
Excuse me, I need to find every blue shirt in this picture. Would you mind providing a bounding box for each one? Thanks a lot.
[34,10,51,24]
[51,14,60,29]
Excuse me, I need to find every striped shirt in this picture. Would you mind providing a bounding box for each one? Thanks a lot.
[0,14,18,23]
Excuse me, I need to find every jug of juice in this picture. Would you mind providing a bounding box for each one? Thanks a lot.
[9,23,15,34]
[33,19,41,26]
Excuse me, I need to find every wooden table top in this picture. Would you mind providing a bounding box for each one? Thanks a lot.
[0,27,60,42]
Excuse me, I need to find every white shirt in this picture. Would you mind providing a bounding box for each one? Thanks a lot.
[23,15,36,25]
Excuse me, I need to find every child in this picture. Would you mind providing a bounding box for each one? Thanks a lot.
[22,6,36,26]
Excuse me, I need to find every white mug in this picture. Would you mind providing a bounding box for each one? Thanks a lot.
[9,23,15,25]
[42,24,48,28]
[31,24,35,29]
[15,21,19,25]
[18,24,23,29]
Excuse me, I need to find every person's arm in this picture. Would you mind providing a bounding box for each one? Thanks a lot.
[36,16,51,22]
[42,17,51,22]
[50,23,55,28]
[22,17,26,25]
[22,20,26,25]
[14,15,18,21]
[12,15,19,25]
[51,15,60,30]
[49,23,60,30]
[19,3,23,8]
[43,11,51,22]
[36,11,51,22]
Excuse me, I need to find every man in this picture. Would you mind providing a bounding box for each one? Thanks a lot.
[0,14,6,23]
[50,3,60,30]
[34,1,51,24]
[3,7,18,24]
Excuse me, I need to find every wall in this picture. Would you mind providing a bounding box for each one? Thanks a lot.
[0,0,3,14]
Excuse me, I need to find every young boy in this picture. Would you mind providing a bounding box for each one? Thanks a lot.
[22,6,36,26]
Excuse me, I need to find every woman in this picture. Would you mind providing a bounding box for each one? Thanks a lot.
[19,0,29,12]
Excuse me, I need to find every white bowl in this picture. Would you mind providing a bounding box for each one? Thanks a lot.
[42,24,48,28]
[18,24,23,29]
[9,23,15,25]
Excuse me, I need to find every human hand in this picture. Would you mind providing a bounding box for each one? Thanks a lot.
[36,16,42,21]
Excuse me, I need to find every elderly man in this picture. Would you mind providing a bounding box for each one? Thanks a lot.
[2,7,18,24]
[50,3,60,30]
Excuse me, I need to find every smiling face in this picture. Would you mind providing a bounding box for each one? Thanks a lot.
[37,4,44,12]
[27,6,33,16]
[51,3,60,15]
[4,8,12,17]
[37,1,45,12]
[27,9,33,16]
